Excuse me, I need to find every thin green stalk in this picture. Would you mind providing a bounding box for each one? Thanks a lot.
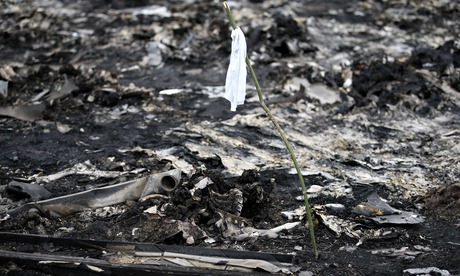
[222,2,318,259]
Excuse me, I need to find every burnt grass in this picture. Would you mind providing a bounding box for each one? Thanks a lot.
[1,0,460,275]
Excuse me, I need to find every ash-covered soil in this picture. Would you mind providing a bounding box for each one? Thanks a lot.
[0,0,459,275]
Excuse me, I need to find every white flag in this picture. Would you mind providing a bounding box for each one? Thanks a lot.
[225,27,247,112]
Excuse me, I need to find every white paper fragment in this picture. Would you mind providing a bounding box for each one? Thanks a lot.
[159,88,184,95]
[324,203,346,210]
[144,205,158,214]
[225,27,247,112]
[194,177,211,189]
[189,178,210,198]
[204,237,216,244]
[343,77,352,89]
[56,122,72,134]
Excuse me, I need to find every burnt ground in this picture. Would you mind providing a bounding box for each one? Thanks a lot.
[0,0,460,275]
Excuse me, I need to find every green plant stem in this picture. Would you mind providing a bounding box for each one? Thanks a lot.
[222,2,318,259]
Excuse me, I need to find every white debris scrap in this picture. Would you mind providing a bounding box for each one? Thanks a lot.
[403,267,450,276]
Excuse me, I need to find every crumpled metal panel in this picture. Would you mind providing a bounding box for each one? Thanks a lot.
[6,169,181,217]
